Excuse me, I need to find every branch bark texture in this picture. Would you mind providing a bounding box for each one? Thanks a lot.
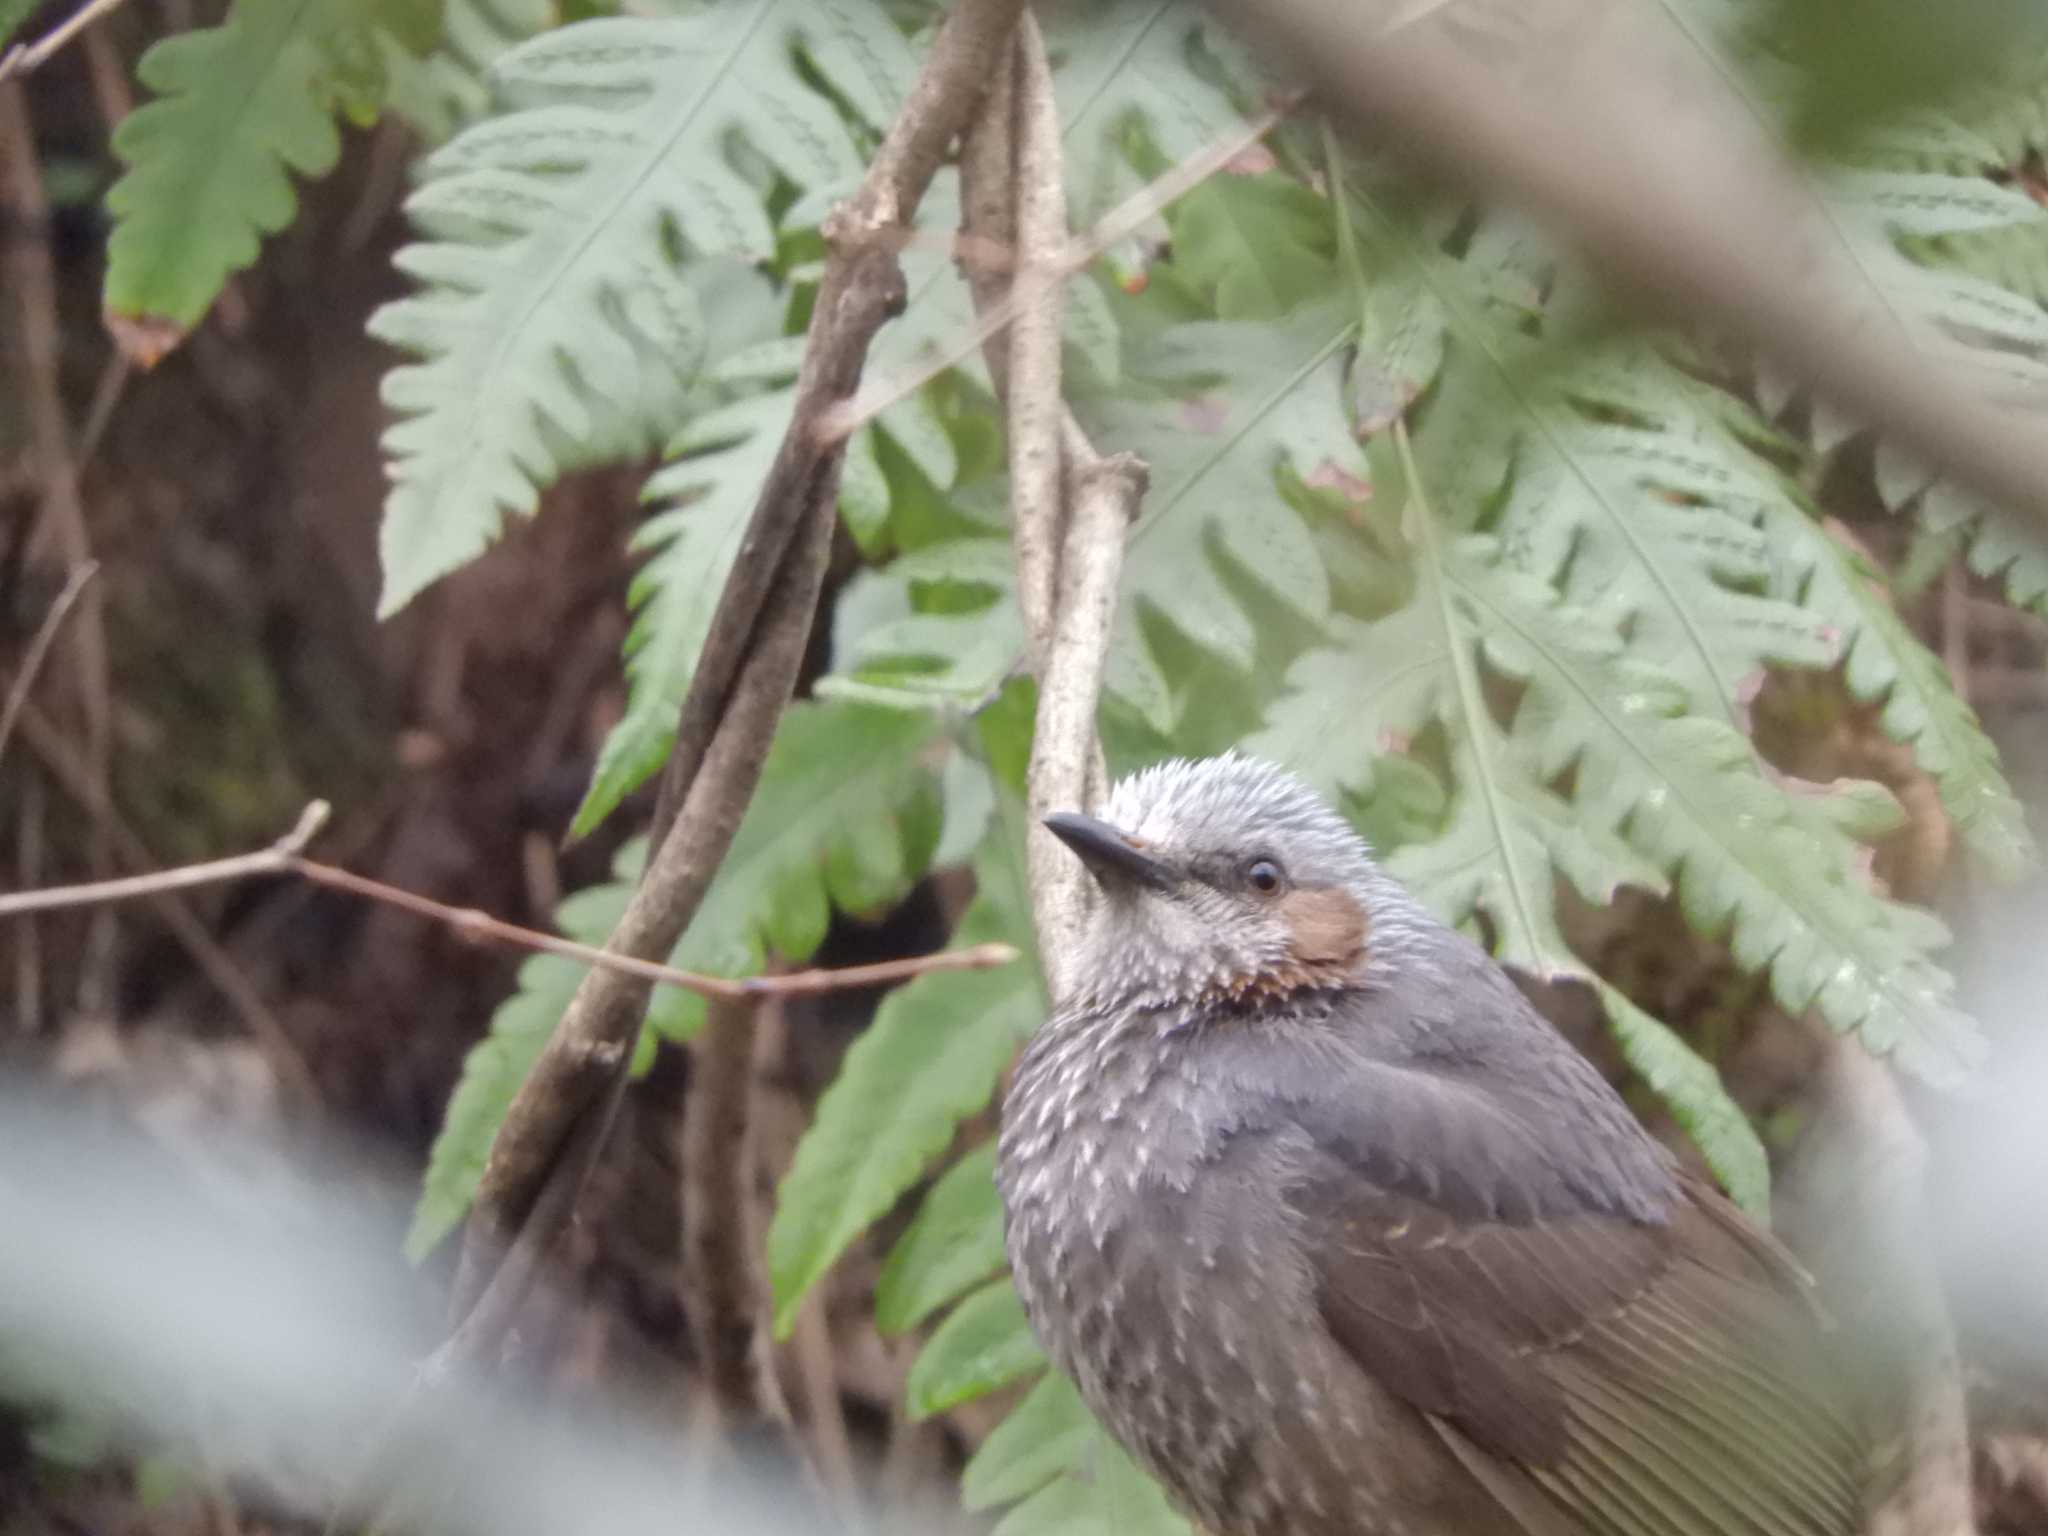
[958,15,1149,992]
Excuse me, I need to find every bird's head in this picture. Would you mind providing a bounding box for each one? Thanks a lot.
[1045,753,1427,1012]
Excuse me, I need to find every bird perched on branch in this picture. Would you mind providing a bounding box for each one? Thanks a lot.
[998,753,1872,1536]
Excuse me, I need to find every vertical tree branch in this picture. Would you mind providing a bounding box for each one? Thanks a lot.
[682,994,769,1420]
[1025,456,1146,994]
[1001,12,1070,668]
[957,9,1151,989]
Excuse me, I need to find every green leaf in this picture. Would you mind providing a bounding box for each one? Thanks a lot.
[767,822,1043,1335]
[963,1371,1189,1536]
[843,289,1360,732]
[962,1373,1096,1512]
[831,535,1027,708]
[382,0,556,144]
[1446,535,1976,1079]
[1594,982,1769,1219]
[407,700,942,1258]
[875,1141,1006,1335]
[104,0,434,330]
[1041,1,1247,232]
[1170,171,1335,319]
[1088,297,1354,732]
[1366,208,1837,727]
[904,1279,1044,1420]
[1564,348,2031,881]
[406,945,583,1260]
[370,0,914,616]
[1879,445,2048,621]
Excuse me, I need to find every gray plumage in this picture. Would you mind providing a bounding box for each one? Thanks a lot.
[998,754,1871,1536]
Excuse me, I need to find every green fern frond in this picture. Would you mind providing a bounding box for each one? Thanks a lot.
[832,533,1026,705]
[573,340,801,836]
[370,0,914,617]
[1751,471,2034,876]
[962,1369,1190,1536]
[381,0,556,144]
[767,815,1040,1335]
[1942,54,2048,163]
[1595,982,1771,1217]
[838,299,1355,728]
[104,0,438,331]
[1582,351,2035,879]
[875,1141,1006,1336]
[1458,534,1975,1079]
[1822,157,2048,618]
[1041,1,1247,236]
[1367,211,1838,727]
[405,700,941,1259]
[905,1278,1044,1419]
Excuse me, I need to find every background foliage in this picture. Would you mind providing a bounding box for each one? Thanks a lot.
[8,0,2048,1527]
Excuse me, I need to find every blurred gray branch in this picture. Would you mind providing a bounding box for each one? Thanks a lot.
[1207,0,2048,523]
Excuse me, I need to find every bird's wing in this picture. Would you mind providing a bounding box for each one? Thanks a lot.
[1292,1130,1871,1536]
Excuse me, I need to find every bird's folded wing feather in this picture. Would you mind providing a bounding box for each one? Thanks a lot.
[1289,1091,1870,1536]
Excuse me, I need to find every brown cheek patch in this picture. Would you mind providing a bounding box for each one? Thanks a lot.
[1281,886,1369,970]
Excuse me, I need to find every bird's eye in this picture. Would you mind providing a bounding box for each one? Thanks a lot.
[1245,858,1285,895]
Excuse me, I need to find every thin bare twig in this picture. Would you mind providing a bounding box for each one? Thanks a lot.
[819,99,1293,448]
[0,802,330,914]
[0,559,98,767]
[6,703,322,1106]
[0,804,1019,995]
[0,0,138,80]
[449,0,1034,1331]
[1203,0,2048,526]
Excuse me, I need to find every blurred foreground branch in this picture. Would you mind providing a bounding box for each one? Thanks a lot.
[1783,1037,1977,1536]
[1208,0,2048,525]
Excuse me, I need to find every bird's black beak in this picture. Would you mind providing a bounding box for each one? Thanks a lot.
[1042,812,1174,890]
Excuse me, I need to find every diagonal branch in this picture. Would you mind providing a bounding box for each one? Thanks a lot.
[446,0,1034,1334]
[0,559,97,767]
